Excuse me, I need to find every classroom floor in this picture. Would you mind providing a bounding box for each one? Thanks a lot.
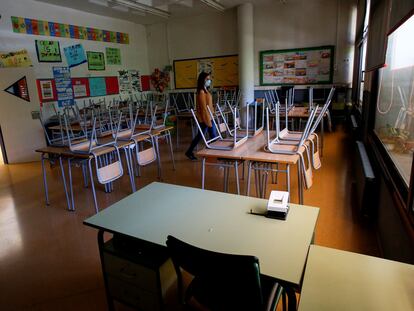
[0,124,379,310]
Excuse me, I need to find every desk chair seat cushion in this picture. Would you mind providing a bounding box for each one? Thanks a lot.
[166,235,282,311]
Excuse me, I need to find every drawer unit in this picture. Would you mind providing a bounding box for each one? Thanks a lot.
[100,234,176,311]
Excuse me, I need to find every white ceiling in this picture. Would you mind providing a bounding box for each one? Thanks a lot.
[34,0,277,25]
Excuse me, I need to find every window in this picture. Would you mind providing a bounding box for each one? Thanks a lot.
[374,15,414,187]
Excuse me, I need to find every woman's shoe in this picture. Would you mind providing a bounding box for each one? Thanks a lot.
[185,151,198,161]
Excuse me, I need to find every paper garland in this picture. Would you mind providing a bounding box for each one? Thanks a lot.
[11,16,129,44]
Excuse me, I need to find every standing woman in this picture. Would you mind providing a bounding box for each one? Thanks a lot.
[185,72,217,160]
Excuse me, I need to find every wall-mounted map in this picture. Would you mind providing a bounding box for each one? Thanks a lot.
[174,55,238,89]
[260,46,334,85]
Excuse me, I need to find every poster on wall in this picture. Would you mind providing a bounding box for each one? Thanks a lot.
[53,66,74,107]
[87,51,105,70]
[129,70,141,92]
[36,79,57,102]
[105,77,119,95]
[0,49,33,68]
[118,69,130,94]
[141,75,150,91]
[259,46,334,85]
[35,40,61,62]
[4,76,30,102]
[89,77,107,97]
[64,44,87,68]
[106,47,121,65]
[71,77,90,98]
[11,16,129,44]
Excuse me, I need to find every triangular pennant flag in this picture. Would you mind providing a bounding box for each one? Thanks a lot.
[4,76,30,102]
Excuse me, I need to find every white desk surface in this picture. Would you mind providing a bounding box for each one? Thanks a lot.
[298,245,414,311]
[84,182,319,287]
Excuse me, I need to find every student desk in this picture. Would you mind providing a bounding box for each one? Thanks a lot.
[196,132,304,203]
[84,182,320,310]
[297,245,414,311]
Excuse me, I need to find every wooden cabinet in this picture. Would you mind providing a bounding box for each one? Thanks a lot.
[99,233,176,310]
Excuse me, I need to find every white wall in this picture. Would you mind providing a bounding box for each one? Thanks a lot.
[146,0,357,86]
[0,0,149,162]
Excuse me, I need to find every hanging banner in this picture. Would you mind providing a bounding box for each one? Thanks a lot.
[4,76,30,102]
[71,77,90,98]
[63,44,87,68]
[0,49,33,68]
[53,66,74,107]
[106,47,121,65]
[35,40,61,62]
[89,77,106,97]
[36,79,57,102]
[11,16,129,44]
[87,51,105,70]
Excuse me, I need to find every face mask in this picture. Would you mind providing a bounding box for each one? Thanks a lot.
[205,79,212,88]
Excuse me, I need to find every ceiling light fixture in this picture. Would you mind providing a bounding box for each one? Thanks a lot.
[200,0,225,12]
[111,0,171,18]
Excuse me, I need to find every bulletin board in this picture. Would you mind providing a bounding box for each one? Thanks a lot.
[173,55,238,89]
[259,46,334,85]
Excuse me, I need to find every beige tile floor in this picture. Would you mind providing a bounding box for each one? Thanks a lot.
[0,125,379,310]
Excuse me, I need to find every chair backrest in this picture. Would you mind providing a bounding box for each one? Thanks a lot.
[308,87,335,135]
[166,235,265,311]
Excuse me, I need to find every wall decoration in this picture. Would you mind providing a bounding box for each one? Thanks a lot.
[36,79,57,102]
[259,46,334,85]
[87,51,105,71]
[141,75,150,91]
[0,49,33,68]
[89,77,107,97]
[105,77,119,95]
[118,69,141,94]
[64,44,87,68]
[173,55,238,89]
[53,66,74,107]
[129,70,141,93]
[71,78,90,98]
[4,76,30,102]
[106,47,121,65]
[118,69,130,94]
[11,16,129,44]
[35,40,61,62]
[150,68,169,92]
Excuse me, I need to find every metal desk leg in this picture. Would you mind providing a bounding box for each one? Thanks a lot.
[167,131,176,170]
[88,158,99,213]
[321,116,324,157]
[123,147,136,193]
[68,158,75,211]
[59,157,72,211]
[201,157,206,189]
[286,164,291,201]
[223,165,228,193]
[246,161,252,196]
[155,137,162,180]
[97,230,115,311]
[41,153,49,206]
[234,160,240,195]
[176,117,180,149]
[297,160,303,204]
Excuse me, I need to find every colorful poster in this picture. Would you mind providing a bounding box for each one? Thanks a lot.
[53,66,74,107]
[87,51,105,71]
[71,78,90,98]
[260,46,334,85]
[11,16,129,44]
[64,44,87,68]
[35,40,61,62]
[4,76,30,102]
[118,69,130,94]
[36,79,57,102]
[0,49,33,68]
[89,77,106,97]
[105,77,119,95]
[106,47,121,65]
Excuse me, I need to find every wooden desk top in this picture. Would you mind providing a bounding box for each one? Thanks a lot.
[84,182,319,287]
[298,245,414,311]
[196,132,299,164]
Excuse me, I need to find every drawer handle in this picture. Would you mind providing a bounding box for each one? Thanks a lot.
[120,267,137,279]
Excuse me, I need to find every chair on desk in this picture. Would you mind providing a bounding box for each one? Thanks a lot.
[166,235,286,311]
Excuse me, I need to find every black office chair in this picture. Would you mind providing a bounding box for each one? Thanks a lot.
[166,235,286,311]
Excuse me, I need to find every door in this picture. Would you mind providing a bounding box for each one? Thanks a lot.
[0,68,44,163]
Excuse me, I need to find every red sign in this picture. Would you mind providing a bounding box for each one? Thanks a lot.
[105,76,119,95]
[141,75,150,91]
[71,77,90,98]
[36,79,57,103]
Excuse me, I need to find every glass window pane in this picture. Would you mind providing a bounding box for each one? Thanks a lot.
[375,15,414,186]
